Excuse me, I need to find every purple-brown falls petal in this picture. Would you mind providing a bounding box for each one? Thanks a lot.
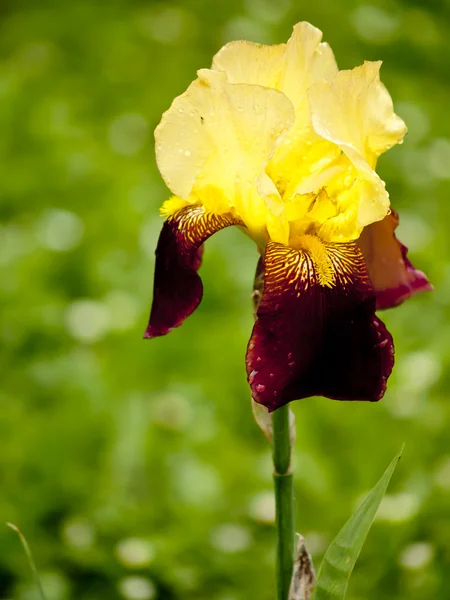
[247,240,394,411]
[358,211,432,310]
[145,205,241,338]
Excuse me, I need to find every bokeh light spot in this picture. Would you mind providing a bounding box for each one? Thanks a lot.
[115,538,155,569]
[62,516,95,550]
[399,542,434,570]
[35,209,84,252]
[248,491,276,523]
[118,576,156,600]
[210,524,253,553]
[376,492,421,522]
[65,299,111,343]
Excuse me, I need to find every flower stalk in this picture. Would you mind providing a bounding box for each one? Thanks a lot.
[272,404,295,600]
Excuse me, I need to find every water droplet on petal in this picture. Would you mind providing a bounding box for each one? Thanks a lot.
[184,150,191,157]
[287,352,293,360]
[249,370,258,384]
[256,384,266,393]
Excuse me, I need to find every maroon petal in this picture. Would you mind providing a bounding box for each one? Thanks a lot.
[145,205,241,338]
[247,240,394,411]
[358,211,432,310]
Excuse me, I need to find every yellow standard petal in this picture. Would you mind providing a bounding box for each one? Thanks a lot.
[306,61,406,231]
[308,61,407,167]
[212,22,338,105]
[213,23,340,201]
[211,39,286,89]
[155,69,295,242]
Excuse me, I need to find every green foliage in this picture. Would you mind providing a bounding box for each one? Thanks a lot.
[313,449,402,600]
[0,1,449,599]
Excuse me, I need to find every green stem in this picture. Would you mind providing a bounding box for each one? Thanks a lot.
[272,405,295,600]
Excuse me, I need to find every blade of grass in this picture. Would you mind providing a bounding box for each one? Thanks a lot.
[312,447,403,600]
[7,522,47,600]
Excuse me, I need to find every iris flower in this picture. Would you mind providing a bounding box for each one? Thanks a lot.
[145,23,431,412]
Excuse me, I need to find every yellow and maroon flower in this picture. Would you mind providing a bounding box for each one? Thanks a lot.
[144,23,431,412]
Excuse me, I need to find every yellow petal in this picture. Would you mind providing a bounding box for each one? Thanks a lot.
[280,22,338,110]
[211,23,340,207]
[354,171,390,229]
[269,23,340,199]
[308,61,407,167]
[316,169,389,241]
[195,185,232,215]
[257,172,290,245]
[305,62,402,229]
[155,70,227,200]
[212,22,338,109]
[212,40,286,89]
[155,68,295,239]
[286,190,339,241]
[266,211,290,246]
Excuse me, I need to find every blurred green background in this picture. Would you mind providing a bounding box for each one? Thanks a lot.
[0,0,448,599]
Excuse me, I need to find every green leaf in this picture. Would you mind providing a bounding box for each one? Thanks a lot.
[312,447,403,600]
